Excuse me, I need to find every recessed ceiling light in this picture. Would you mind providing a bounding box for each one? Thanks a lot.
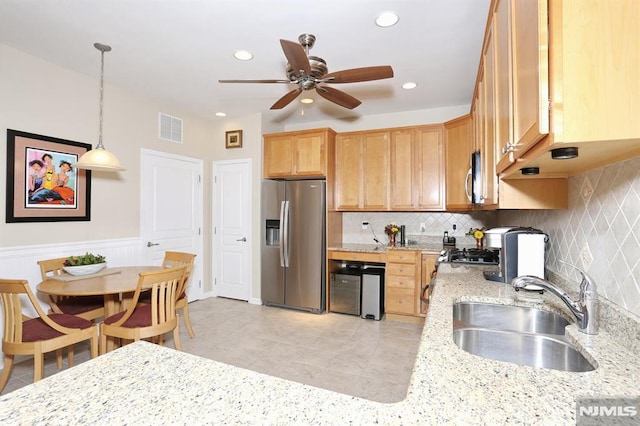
[301,98,314,104]
[233,50,253,61]
[376,11,399,28]
[215,112,227,117]
[402,82,418,90]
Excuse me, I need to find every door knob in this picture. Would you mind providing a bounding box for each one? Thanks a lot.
[146,241,160,247]
[236,237,247,242]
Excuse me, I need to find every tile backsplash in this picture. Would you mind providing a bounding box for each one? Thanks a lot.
[499,157,640,318]
[342,211,497,247]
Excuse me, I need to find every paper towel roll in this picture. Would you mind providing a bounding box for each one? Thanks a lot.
[518,233,545,279]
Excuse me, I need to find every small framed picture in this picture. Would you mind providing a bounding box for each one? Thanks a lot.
[225,130,243,149]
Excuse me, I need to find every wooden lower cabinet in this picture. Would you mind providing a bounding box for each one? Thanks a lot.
[385,249,421,317]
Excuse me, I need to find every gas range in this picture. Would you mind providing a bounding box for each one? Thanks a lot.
[438,247,500,265]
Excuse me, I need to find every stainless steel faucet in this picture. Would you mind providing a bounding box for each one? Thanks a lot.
[511,264,599,335]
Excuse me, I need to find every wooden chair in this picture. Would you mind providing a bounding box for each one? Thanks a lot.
[99,266,187,354]
[0,278,99,394]
[162,251,197,338]
[139,252,197,338]
[37,257,105,321]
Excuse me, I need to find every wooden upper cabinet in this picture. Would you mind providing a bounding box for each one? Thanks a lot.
[480,21,498,206]
[335,133,363,209]
[444,115,473,210]
[335,131,389,210]
[389,125,445,211]
[415,125,445,210]
[495,0,549,173]
[390,129,414,209]
[263,128,335,179]
[494,0,640,178]
[362,132,390,210]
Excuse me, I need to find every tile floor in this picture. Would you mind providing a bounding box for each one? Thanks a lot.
[1,297,425,402]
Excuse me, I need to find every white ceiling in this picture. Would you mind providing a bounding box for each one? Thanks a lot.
[0,0,491,125]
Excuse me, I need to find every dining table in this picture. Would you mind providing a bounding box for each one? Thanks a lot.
[36,265,164,318]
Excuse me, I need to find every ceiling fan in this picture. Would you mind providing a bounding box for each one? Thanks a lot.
[219,34,394,110]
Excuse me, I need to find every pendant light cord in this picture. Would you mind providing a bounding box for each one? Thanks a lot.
[97,47,105,150]
[93,42,112,150]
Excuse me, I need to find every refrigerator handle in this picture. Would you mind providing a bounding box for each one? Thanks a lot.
[279,201,286,267]
[283,200,290,267]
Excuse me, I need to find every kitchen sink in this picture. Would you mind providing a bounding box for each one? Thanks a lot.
[452,302,596,372]
[453,327,596,372]
[453,302,570,335]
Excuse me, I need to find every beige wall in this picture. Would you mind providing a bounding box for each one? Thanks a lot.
[0,44,270,294]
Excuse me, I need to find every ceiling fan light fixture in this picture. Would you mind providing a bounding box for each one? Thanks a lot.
[301,98,314,104]
[233,50,253,61]
[74,42,125,172]
[376,11,399,27]
[402,82,418,90]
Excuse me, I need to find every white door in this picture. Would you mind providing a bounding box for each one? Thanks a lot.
[213,159,251,301]
[141,149,203,302]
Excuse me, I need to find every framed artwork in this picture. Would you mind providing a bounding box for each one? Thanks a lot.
[225,130,243,149]
[5,129,92,223]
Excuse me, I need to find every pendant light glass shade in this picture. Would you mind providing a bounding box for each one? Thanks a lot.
[74,145,125,171]
[74,42,125,172]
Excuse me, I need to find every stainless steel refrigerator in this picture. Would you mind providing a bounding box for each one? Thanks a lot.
[261,179,326,313]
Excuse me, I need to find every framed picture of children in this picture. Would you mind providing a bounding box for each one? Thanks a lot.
[5,129,92,223]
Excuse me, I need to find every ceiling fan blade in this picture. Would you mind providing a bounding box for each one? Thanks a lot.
[218,79,290,84]
[322,66,394,83]
[280,39,311,77]
[316,86,362,109]
[270,88,303,110]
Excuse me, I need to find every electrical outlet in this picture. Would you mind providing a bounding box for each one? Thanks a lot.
[362,221,369,230]
[452,224,457,231]
[420,223,426,233]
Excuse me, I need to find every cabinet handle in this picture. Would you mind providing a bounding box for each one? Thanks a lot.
[501,141,516,155]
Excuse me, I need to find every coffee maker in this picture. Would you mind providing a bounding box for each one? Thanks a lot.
[483,227,547,289]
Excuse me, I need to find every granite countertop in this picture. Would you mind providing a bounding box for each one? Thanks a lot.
[1,264,638,424]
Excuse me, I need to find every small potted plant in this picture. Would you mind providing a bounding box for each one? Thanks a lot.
[385,223,400,247]
[63,252,107,276]
[467,228,485,249]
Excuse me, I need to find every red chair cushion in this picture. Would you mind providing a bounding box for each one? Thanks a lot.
[104,304,153,328]
[22,314,93,342]
[57,295,104,316]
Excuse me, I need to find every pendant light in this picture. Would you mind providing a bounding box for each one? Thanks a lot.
[74,43,125,172]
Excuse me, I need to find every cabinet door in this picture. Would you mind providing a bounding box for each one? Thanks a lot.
[511,0,549,153]
[334,134,362,210]
[361,132,389,210]
[481,23,498,206]
[263,134,293,178]
[294,132,326,177]
[494,0,513,170]
[390,129,414,209]
[415,126,445,210]
[445,115,473,210]
[420,254,437,315]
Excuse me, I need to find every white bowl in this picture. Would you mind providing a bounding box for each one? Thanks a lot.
[63,263,107,276]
